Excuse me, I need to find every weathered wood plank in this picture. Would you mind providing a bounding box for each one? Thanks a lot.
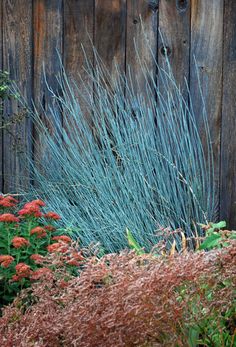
[2,0,33,193]
[95,0,126,79]
[126,0,158,95]
[158,0,190,98]
[64,0,94,81]
[220,0,236,228]
[190,0,224,221]
[0,1,3,192]
[63,0,94,120]
[33,0,63,166]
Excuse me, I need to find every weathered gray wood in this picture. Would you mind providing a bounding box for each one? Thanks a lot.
[190,0,224,221]
[220,0,236,228]
[64,0,94,80]
[63,0,94,121]
[0,1,3,193]
[158,0,190,99]
[95,0,126,78]
[126,0,158,95]
[33,0,63,167]
[2,0,33,193]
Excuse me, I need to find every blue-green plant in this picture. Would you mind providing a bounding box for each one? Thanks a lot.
[25,47,215,252]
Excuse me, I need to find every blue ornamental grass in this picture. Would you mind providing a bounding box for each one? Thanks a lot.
[27,49,215,253]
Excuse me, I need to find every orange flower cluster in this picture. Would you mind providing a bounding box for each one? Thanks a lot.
[30,254,44,264]
[44,211,61,220]
[30,226,47,238]
[18,199,45,218]
[45,225,56,232]
[47,242,68,253]
[0,213,19,223]
[18,204,42,218]
[12,236,30,249]
[12,262,31,281]
[46,236,84,267]
[52,235,71,243]
[0,255,14,268]
[0,195,18,208]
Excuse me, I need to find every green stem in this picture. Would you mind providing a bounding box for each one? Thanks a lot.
[6,225,10,254]
[27,219,33,237]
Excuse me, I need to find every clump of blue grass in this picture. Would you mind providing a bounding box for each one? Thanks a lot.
[28,49,215,253]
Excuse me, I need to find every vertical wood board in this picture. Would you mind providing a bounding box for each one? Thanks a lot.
[190,0,224,220]
[220,0,236,227]
[158,0,190,99]
[2,0,33,193]
[95,0,126,78]
[126,0,158,95]
[63,0,94,121]
[33,0,63,168]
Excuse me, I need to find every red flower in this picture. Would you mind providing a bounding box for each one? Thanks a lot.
[52,235,71,243]
[30,226,47,238]
[30,267,51,280]
[15,263,31,279]
[44,212,61,220]
[0,213,19,223]
[12,274,20,282]
[0,255,14,268]
[47,243,68,253]
[12,236,30,248]
[0,196,18,208]
[18,207,42,218]
[44,225,56,232]
[15,262,30,273]
[26,199,45,207]
[30,254,44,263]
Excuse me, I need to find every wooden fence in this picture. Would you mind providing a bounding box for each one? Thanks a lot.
[0,0,235,228]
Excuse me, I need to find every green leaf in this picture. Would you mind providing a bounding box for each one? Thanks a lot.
[210,221,226,230]
[199,233,222,250]
[229,232,236,239]
[188,327,200,347]
[126,228,145,255]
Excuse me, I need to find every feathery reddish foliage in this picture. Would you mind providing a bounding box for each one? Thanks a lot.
[0,243,235,347]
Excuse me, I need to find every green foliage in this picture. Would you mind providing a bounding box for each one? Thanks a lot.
[126,228,145,255]
[0,71,18,106]
[0,195,79,308]
[186,289,236,347]
[0,71,12,100]
[0,243,235,346]
[199,221,236,250]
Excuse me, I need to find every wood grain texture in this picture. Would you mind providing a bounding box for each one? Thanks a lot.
[95,0,126,78]
[2,0,33,193]
[33,0,63,165]
[158,0,190,98]
[0,1,3,192]
[63,0,94,120]
[190,0,224,220]
[220,0,236,227]
[126,0,158,95]
[64,0,94,80]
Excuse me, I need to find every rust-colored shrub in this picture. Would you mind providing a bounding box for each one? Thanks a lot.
[0,243,235,347]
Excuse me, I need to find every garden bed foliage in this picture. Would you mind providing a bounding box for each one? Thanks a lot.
[0,195,82,307]
[0,241,235,347]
